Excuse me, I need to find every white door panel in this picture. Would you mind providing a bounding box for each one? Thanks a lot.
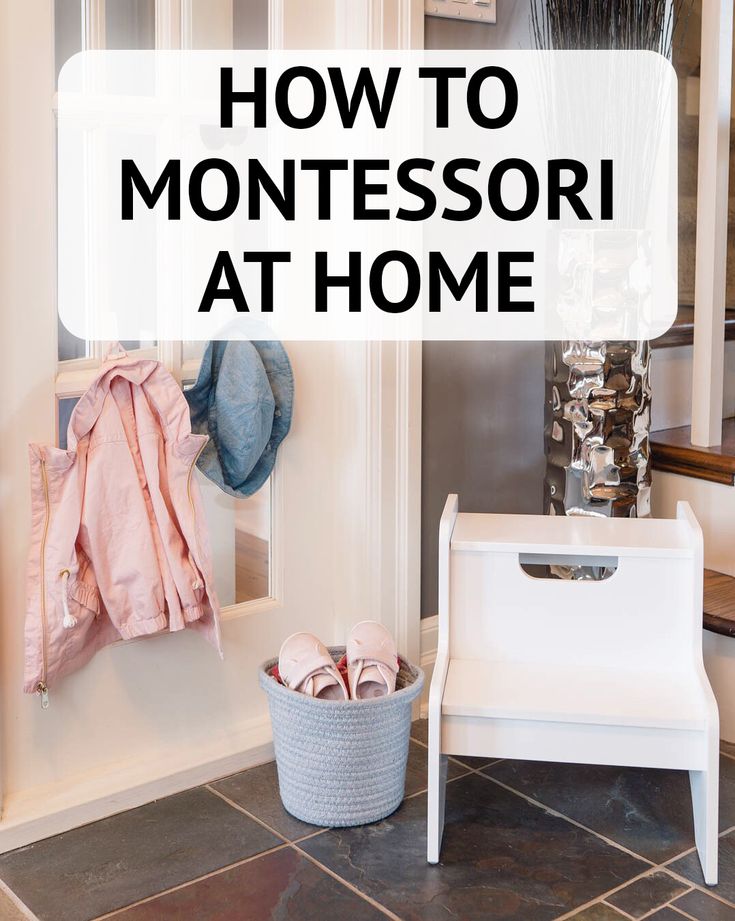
[0,0,421,850]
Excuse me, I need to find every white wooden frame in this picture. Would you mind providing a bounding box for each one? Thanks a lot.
[0,0,423,849]
[691,0,734,447]
[50,0,424,632]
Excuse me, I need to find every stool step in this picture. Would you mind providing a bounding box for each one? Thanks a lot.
[441,659,709,731]
[430,496,718,884]
[450,512,694,558]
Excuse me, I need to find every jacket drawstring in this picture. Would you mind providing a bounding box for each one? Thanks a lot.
[59,569,77,629]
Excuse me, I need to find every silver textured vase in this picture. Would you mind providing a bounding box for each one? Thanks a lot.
[544,339,651,519]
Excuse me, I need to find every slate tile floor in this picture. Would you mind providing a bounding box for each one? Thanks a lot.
[3,725,735,920]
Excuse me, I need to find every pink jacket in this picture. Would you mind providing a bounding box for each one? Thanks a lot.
[25,352,222,702]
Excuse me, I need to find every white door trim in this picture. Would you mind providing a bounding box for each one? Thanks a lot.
[267,0,424,670]
[367,340,422,667]
[0,0,57,829]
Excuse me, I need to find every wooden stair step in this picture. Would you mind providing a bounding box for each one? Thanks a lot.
[651,304,735,350]
[650,418,735,485]
[705,569,735,637]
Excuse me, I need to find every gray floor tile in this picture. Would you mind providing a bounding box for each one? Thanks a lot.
[410,719,497,769]
[605,871,689,918]
[404,740,468,796]
[484,756,735,864]
[0,788,280,921]
[300,773,647,921]
[669,830,735,905]
[108,847,387,920]
[672,887,735,919]
[212,761,319,841]
[568,904,629,920]
[409,718,430,749]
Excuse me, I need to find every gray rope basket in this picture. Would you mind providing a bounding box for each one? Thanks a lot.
[258,646,424,827]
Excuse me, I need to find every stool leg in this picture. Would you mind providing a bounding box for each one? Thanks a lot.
[690,762,719,885]
[427,701,447,864]
[427,752,447,864]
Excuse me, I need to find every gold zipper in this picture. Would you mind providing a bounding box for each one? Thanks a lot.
[37,454,50,709]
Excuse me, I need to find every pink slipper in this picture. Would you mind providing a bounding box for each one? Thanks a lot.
[278,632,349,700]
[346,621,399,699]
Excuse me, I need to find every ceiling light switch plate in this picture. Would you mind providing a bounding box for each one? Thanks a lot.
[425,0,496,25]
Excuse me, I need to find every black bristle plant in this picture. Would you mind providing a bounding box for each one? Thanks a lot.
[528,0,691,225]
[530,0,686,55]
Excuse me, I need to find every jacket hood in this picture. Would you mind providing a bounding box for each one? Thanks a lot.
[68,352,194,451]
[184,340,293,498]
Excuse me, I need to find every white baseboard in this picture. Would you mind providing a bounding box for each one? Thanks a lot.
[420,614,438,718]
[0,716,274,854]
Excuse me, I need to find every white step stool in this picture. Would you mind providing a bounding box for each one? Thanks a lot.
[427,495,720,884]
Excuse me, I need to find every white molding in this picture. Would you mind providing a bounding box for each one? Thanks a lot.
[368,0,423,50]
[268,0,285,50]
[159,340,183,383]
[421,613,438,664]
[367,3,424,666]
[267,454,285,604]
[419,614,438,716]
[395,340,422,665]
[335,1,369,48]
[156,0,184,50]
[360,341,422,672]
[690,0,734,446]
[330,340,421,667]
[83,0,106,51]
[0,716,274,854]
[366,341,384,629]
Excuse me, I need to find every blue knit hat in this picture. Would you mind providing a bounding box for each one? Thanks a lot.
[184,340,293,497]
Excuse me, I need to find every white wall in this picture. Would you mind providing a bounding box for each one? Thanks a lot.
[651,342,735,431]
[425,0,533,51]
[652,470,735,576]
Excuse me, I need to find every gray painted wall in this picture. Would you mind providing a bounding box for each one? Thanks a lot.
[421,1,545,618]
[425,0,533,51]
